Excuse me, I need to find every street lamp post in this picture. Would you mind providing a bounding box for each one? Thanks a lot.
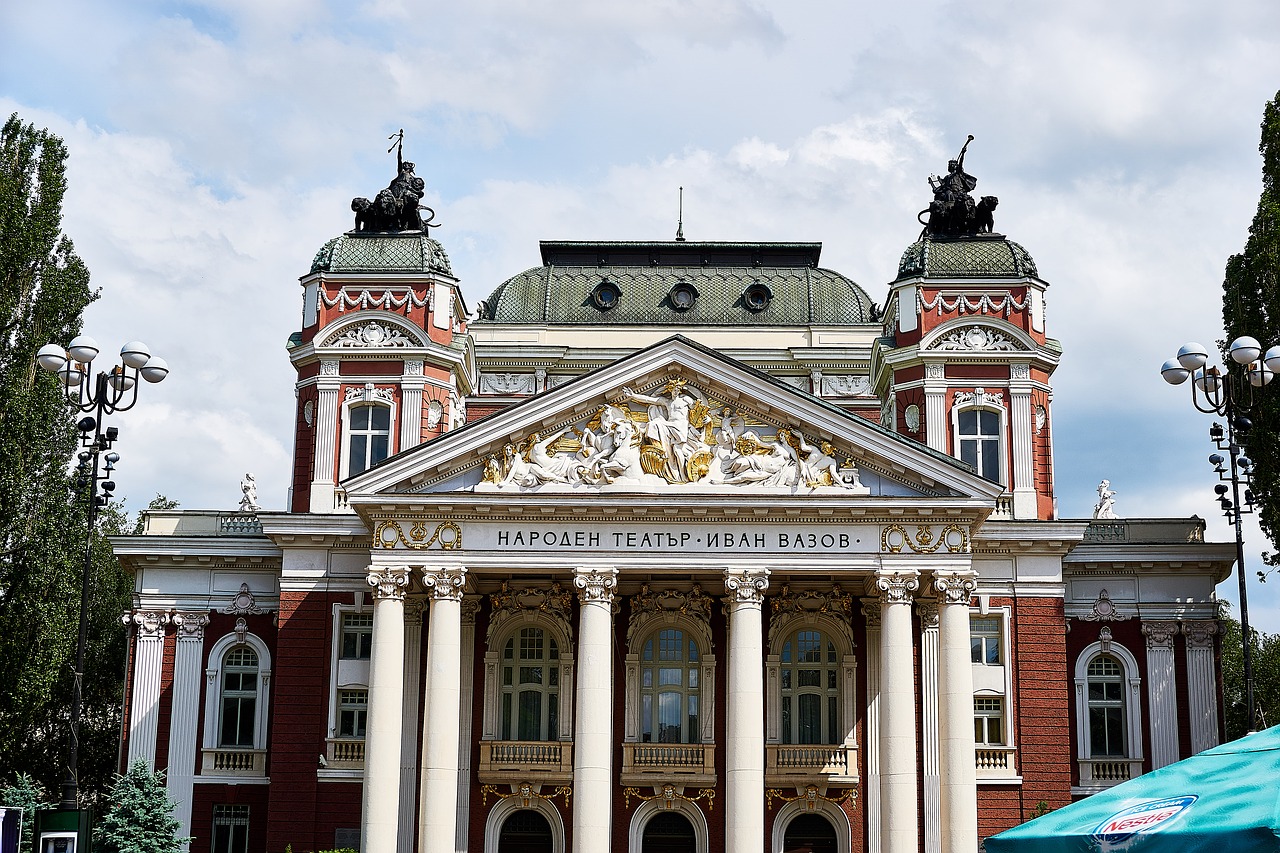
[35,335,168,813]
[1161,335,1279,733]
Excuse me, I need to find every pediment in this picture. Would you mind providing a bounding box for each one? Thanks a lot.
[343,337,1003,506]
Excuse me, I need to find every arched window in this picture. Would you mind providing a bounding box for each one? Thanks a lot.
[782,813,838,853]
[219,646,259,747]
[779,629,839,745]
[1073,642,1143,789]
[1087,654,1126,756]
[957,407,1002,482]
[639,629,700,744]
[497,809,553,853]
[346,404,391,476]
[501,627,560,741]
[642,812,696,853]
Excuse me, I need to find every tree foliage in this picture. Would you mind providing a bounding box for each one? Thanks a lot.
[1219,603,1280,739]
[1222,91,1280,566]
[0,773,50,853]
[0,113,130,803]
[93,762,187,853]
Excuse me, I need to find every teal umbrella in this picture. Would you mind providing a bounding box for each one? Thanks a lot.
[987,726,1280,852]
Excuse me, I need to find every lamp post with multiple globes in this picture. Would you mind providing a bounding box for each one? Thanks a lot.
[34,335,168,818]
[1161,335,1279,733]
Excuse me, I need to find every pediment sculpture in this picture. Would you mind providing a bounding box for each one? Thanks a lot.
[476,379,868,493]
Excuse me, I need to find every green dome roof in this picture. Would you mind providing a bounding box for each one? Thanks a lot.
[310,233,453,276]
[896,235,1037,280]
[475,242,874,326]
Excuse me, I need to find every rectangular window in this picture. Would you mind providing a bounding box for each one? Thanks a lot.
[212,805,249,853]
[338,690,368,738]
[974,697,1004,745]
[341,613,373,660]
[971,617,1002,665]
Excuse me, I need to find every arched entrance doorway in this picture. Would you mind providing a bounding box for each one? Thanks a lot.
[497,809,554,853]
[782,813,838,853]
[642,811,697,853]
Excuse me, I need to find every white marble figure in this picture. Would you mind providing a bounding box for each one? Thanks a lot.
[623,381,701,482]
[725,429,800,486]
[239,473,260,511]
[1093,480,1118,519]
[527,430,584,484]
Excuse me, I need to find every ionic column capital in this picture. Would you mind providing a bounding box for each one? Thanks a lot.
[171,611,211,641]
[126,610,170,639]
[574,567,618,605]
[367,566,411,601]
[422,566,467,601]
[1142,620,1179,650]
[933,569,977,606]
[874,568,919,605]
[723,567,770,606]
[1183,620,1220,649]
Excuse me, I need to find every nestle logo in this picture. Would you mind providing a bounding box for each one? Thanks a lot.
[1092,795,1197,846]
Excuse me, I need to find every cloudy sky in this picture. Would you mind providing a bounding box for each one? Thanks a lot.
[5,1,1280,628]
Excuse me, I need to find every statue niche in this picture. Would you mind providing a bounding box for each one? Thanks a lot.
[917,135,999,238]
[350,129,437,233]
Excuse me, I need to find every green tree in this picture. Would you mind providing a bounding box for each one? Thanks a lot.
[0,773,50,853]
[0,113,129,803]
[1219,603,1280,739]
[93,762,187,853]
[1222,91,1280,566]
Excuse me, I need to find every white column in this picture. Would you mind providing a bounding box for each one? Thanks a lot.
[861,599,883,853]
[126,610,169,769]
[401,360,426,452]
[310,360,341,512]
[917,599,941,853]
[1184,621,1221,753]
[573,567,619,853]
[398,601,425,853]
[361,566,409,853]
[935,570,979,853]
[420,567,467,853]
[167,612,209,847]
[1009,365,1036,519]
[924,364,947,452]
[724,567,769,853]
[455,598,481,852]
[877,567,920,853]
[1142,621,1181,769]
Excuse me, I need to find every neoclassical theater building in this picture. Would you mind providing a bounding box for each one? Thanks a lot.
[111,151,1232,853]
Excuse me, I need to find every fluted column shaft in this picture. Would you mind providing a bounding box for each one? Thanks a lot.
[573,567,618,853]
[168,612,209,848]
[362,566,409,853]
[936,570,979,853]
[877,568,920,853]
[1143,620,1181,769]
[420,567,467,853]
[725,568,769,853]
[126,610,169,769]
[1184,621,1221,753]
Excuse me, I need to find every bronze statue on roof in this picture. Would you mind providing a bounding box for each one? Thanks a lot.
[350,129,438,233]
[918,135,998,238]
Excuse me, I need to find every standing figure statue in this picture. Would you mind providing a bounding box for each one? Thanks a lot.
[623,380,703,482]
[1093,480,1118,519]
[919,135,998,237]
[239,473,260,512]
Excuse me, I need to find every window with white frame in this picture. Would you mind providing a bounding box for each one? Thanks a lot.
[1087,654,1127,756]
[219,646,259,748]
[971,617,1002,665]
[340,613,373,660]
[346,404,391,476]
[974,697,1005,745]
[212,805,250,853]
[957,407,1002,483]
[337,689,368,738]
[778,629,840,745]
[500,626,560,741]
[639,628,701,744]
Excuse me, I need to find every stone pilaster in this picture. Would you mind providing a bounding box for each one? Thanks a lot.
[361,566,409,853]
[401,360,426,452]
[167,611,209,848]
[1009,364,1036,518]
[573,567,618,853]
[924,363,947,452]
[876,568,920,853]
[310,359,341,511]
[724,567,769,853]
[126,610,169,770]
[420,567,466,853]
[1183,620,1221,753]
[1142,620,1181,769]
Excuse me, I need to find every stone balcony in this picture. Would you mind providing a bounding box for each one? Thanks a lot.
[325,737,366,770]
[1078,758,1143,790]
[200,748,267,776]
[620,743,716,786]
[765,744,858,787]
[478,740,574,784]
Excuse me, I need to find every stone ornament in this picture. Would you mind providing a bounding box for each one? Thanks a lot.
[765,785,854,810]
[426,400,443,430]
[928,325,1019,352]
[1142,620,1179,650]
[924,363,946,379]
[325,321,417,348]
[574,567,619,605]
[953,388,1004,409]
[475,378,867,494]
[344,383,396,405]
[479,782,572,809]
[234,616,250,645]
[918,290,1028,318]
[916,599,939,628]
[1082,589,1130,622]
[881,523,970,554]
[321,288,429,314]
[1034,404,1047,434]
[422,567,467,601]
[303,400,314,426]
[487,582,574,645]
[626,584,713,649]
[623,784,715,812]
[860,599,882,628]
[320,360,340,376]
[874,570,920,604]
[374,519,462,551]
[479,373,537,395]
[933,570,978,606]
[1010,363,1031,380]
[222,582,267,615]
[1183,620,1220,649]
[125,610,169,638]
[724,568,770,606]
[171,611,211,640]
[820,375,873,397]
[903,404,921,435]
[366,566,411,601]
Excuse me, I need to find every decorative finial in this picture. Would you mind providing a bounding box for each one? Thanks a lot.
[675,186,685,242]
[349,130,439,233]
[917,135,998,238]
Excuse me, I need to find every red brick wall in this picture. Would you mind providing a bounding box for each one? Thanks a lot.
[190,783,270,853]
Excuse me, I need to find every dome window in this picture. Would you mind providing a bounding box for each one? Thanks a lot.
[590,279,622,311]
[742,280,773,312]
[668,281,699,312]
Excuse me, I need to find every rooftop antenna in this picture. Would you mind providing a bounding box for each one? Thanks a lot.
[675,186,685,242]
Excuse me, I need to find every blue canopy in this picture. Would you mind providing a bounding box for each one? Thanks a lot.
[987,726,1280,853]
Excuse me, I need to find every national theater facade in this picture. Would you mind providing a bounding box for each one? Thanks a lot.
[111,149,1233,853]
